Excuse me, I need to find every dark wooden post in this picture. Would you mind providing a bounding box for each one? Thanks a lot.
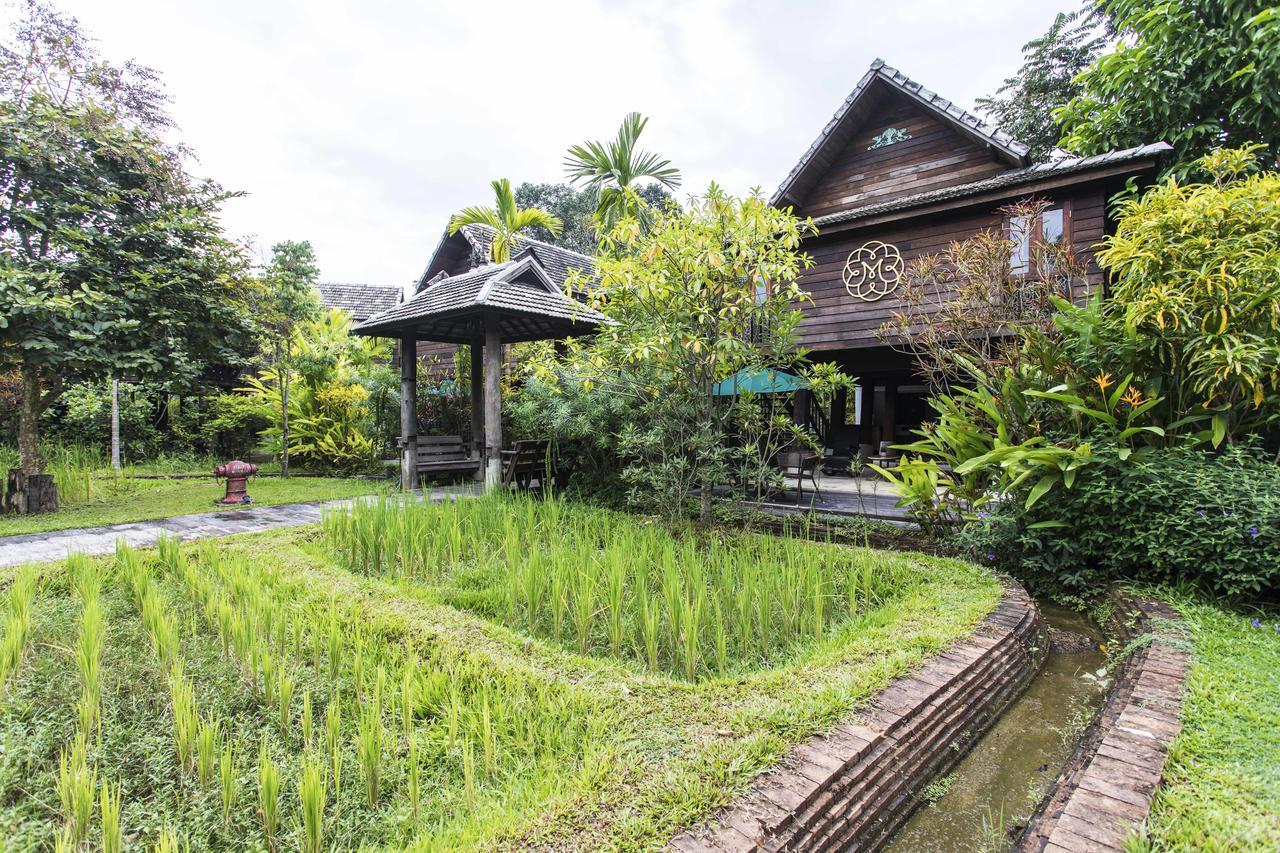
[483,315,503,490]
[881,382,897,451]
[470,336,484,462]
[399,336,418,491]
[859,383,875,447]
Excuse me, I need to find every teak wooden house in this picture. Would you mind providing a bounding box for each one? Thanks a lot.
[774,60,1167,454]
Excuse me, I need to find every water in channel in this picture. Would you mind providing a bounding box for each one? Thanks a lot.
[884,603,1107,853]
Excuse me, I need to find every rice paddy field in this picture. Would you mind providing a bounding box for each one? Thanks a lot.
[0,495,1002,850]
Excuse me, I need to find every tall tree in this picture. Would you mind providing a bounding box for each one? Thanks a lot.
[977,10,1110,161]
[0,1,256,506]
[1058,1,1280,170]
[514,181,674,255]
[564,112,681,233]
[448,178,563,263]
[257,240,322,477]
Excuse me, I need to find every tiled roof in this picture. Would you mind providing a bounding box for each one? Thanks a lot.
[772,59,1031,209]
[315,282,402,320]
[811,142,1172,228]
[354,252,607,344]
[416,223,596,292]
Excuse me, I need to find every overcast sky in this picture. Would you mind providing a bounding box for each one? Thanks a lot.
[28,0,1064,289]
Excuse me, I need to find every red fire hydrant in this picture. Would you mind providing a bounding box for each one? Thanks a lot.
[213,460,258,505]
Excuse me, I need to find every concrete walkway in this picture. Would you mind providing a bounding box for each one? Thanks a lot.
[0,486,479,568]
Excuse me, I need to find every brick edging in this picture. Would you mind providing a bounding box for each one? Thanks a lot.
[1016,593,1190,853]
[671,580,1046,852]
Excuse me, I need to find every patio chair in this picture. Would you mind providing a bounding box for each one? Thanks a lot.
[501,439,552,491]
[776,450,822,506]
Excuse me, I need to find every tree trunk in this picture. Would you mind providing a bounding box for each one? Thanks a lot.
[6,365,58,514]
[17,364,46,476]
[281,370,291,478]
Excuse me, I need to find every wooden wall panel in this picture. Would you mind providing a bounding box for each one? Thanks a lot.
[796,187,1111,352]
[797,95,1009,219]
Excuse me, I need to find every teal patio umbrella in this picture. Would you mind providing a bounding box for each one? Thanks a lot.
[712,368,808,396]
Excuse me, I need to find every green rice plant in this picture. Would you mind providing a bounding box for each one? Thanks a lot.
[301,691,314,749]
[100,778,123,853]
[168,666,198,771]
[257,740,280,845]
[570,565,596,654]
[153,827,187,853]
[67,552,101,603]
[74,593,104,734]
[357,691,383,807]
[219,739,237,824]
[0,565,39,687]
[406,735,421,825]
[481,693,495,778]
[639,595,660,671]
[55,733,95,846]
[712,598,728,677]
[276,668,294,734]
[196,715,220,787]
[297,751,327,853]
[680,592,703,682]
[462,740,477,809]
[400,661,418,740]
[605,552,626,657]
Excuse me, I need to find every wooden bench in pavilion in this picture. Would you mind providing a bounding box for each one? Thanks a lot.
[415,435,480,480]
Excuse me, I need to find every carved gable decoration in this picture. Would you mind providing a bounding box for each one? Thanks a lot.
[868,127,912,150]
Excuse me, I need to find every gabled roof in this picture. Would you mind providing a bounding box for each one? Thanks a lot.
[771,59,1031,209]
[315,282,403,321]
[354,250,607,344]
[811,142,1171,230]
[417,223,596,292]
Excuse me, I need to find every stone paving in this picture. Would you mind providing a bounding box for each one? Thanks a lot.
[0,485,480,568]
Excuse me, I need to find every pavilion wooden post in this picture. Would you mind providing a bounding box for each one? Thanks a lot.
[482,315,503,490]
[399,336,418,491]
[881,382,897,450]
[470,335,484,463]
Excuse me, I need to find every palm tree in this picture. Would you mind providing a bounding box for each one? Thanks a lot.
[564,112,681,233]
[448,178,563,264]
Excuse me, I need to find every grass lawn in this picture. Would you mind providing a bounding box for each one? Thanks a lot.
[0,476,390,538]
[1134,589,1280,852]
[0,495,1002,850]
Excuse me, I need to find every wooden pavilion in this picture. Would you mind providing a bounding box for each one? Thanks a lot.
[352,246,606,490]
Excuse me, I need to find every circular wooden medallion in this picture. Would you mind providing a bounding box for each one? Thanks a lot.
[842,241,903,301]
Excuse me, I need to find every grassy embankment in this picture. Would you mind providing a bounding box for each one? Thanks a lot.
[0,495,1002,849]
[1130,588,1280,852]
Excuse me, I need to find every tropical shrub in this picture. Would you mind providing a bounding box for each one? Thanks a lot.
[244,310,389,473]
[961,440,1280,597]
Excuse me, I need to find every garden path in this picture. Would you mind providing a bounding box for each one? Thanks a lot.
[0,485,480,568]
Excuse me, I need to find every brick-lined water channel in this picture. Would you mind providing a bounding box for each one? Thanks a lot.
[886,603,1107,852]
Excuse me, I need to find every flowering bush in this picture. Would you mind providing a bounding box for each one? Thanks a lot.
[961,440,1280,597]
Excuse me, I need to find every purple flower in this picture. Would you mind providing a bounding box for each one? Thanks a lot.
[1248,526,1260,539]
[976,511,991,520]
[1196,509,1206,517]
[1252,618,1263,628]
[987,553,996,562]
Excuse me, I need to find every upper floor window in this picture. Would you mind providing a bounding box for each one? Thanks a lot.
[1008,205,1068,276]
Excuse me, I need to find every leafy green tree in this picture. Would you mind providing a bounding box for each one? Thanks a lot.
[564,112,681,232]
[977,10,1109,160]
[514,181,673,255]
[1058,1,1280,169]
[448,178,563,263]
[256,240,322,477]
[570,185,830,525]
[0,2,256,494]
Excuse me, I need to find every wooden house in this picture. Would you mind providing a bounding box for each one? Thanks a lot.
[773,59,1168,455]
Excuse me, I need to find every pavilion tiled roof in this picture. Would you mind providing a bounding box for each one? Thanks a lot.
[417,223,597,292]
[810,142,1172,229]
[315,282,403,321]
[354,250,607,344]
[772,59,1032,209]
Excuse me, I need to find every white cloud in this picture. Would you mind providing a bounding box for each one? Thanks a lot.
[20,0,1062,285]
